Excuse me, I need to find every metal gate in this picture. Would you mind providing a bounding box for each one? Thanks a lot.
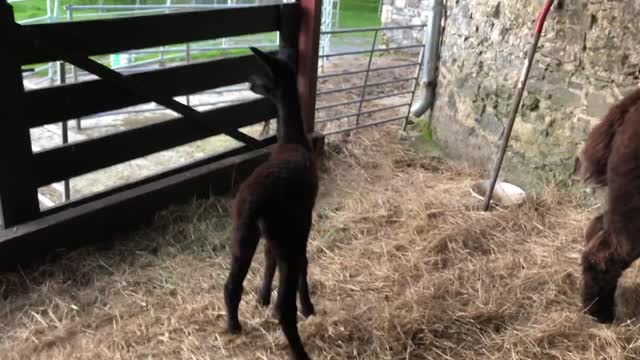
[314,24,426,136]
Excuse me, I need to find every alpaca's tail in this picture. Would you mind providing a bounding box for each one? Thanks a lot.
[576,88,640,186]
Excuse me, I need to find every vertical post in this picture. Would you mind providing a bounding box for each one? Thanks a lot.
[57,61,71,202]
[403,27,426,131]
[67,6,81,130]
[46,0,55,83]
[355,29,378,129]
[185,42,191,106]
[296,0,322,134]
[0,1,39,227]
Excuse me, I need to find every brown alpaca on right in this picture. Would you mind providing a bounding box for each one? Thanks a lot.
[573,88,640,186]
[578,89,640,323]
[224,47,318,360]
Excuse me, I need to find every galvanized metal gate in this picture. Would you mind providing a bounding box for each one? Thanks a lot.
[314,24,426,136]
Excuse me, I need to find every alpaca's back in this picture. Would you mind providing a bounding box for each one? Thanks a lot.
[233,144,317,236]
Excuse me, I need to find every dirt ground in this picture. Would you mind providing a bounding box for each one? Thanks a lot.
[32,52,417,207]
[3,125,640,359]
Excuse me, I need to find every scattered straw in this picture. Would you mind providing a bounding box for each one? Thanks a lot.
[1,126,639,359]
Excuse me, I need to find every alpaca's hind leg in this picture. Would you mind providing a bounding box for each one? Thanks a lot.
[258,242,277,307]
[224,218,260,334]
[298,255,315,318]
[276,256,310,360]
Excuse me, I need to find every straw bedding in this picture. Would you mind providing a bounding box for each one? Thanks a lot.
[2,127,640,360]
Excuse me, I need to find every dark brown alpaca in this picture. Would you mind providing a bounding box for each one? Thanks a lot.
[579,95,640,323]
[224,47,318,360]
[573,88,640,186]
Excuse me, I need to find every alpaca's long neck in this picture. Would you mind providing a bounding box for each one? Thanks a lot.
[275,92,310,151]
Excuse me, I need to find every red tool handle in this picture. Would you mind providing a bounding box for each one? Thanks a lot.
[534,0,554,34]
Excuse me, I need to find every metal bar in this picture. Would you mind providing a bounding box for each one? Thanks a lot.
[319,44,424,59]
[349,90,412,104]
[67,8,180,19]
[316,80,414,110]
[66,7,82,131]
[320,24,426,35]
[318,76,415,96]
[323,115,406,136]
[318,62,420,79]
[107,43,278,55]
[402,43,426,131]
[185,42,192,106]
[317,103,410,123]
[355,29,379,129]
[65,4,253,10]
[57,61,71,202]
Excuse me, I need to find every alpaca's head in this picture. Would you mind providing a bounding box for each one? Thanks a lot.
[248,47,297,101]
[571,148,606,187]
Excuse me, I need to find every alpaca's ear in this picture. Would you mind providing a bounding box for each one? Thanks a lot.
[248,74,275,97]
[250,47,280,76]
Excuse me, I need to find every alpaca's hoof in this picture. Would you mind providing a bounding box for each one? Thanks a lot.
[584,303,615,324]
[257,289,271,307]
[290,351,311,360]
[589,308,615,324]
[300,303,315,318]
[227,321,242,334]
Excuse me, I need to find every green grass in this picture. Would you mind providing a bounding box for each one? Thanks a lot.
[338,0,380,28]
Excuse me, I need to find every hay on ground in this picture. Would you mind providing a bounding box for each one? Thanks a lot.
[1,126,639,360]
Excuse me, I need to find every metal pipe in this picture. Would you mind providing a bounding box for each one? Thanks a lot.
[67,7,82,131]
[410,0,443,117]
[482,0,554,211]
[403,38,426,130]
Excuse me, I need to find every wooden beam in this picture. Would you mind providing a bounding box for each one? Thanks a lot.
[25,54,266,127]
[56,53,262,148]
[0,147,272,271]
[0,132,326,272]
[33,98,276,187]
[41,135,278,217]
[0,2,39,228]
[297,0,322,134]
[14,4,289,65]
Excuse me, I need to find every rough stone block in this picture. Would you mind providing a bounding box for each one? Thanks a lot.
[585,92,613,120]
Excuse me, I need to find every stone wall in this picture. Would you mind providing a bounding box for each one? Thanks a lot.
[380,0,428,47]
[382,0,640,189]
